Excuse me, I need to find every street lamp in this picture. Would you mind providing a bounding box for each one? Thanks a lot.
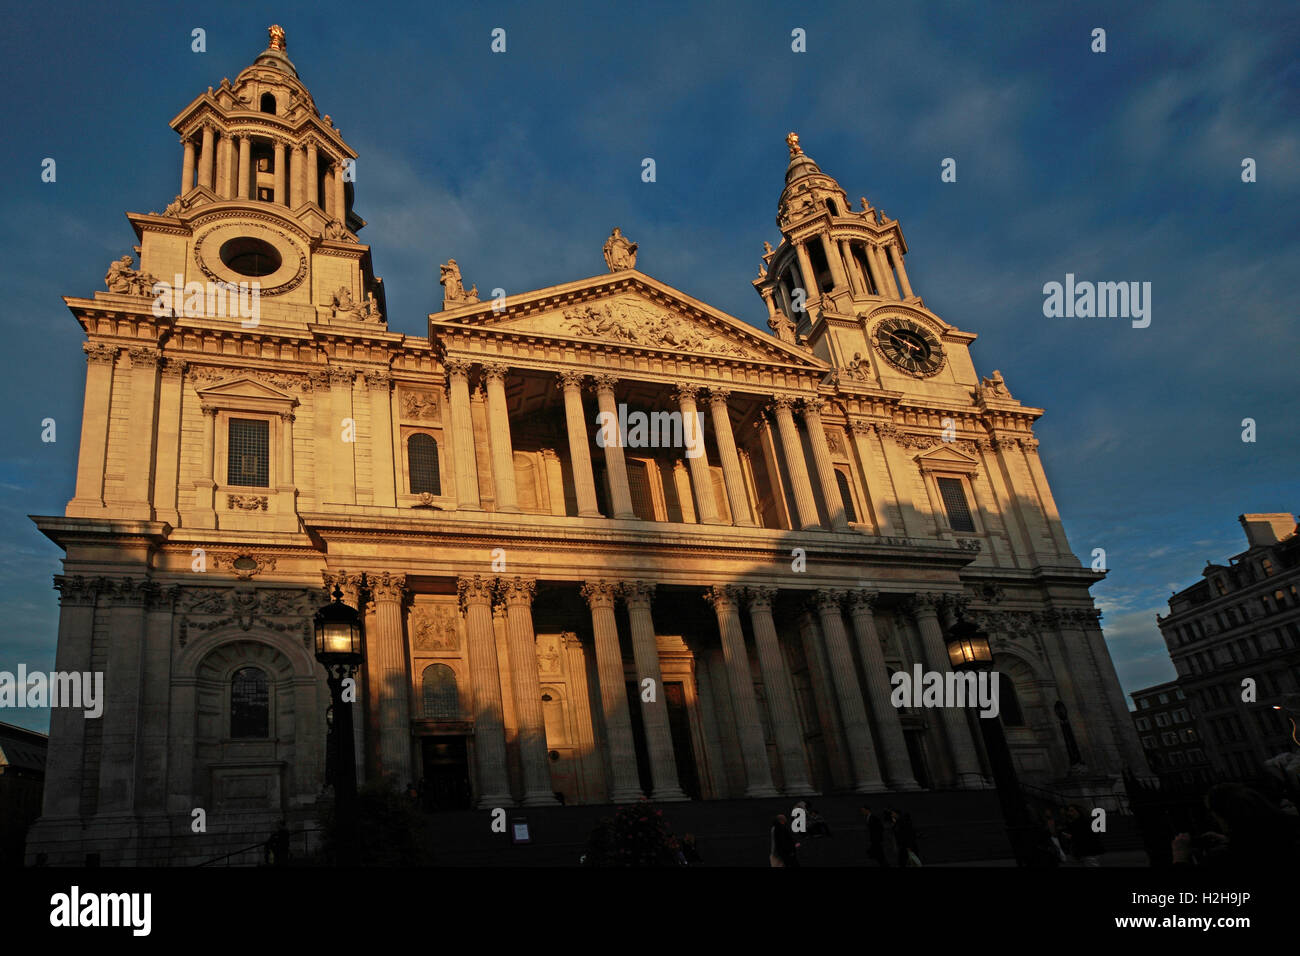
[946,617,1037,866]
[315,585,363,865]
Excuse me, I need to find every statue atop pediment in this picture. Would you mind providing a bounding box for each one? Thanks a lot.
[602,227,638,272]
[440,259,479,308]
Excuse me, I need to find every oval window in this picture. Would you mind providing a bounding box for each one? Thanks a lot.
[219,237,282,277]
[232,556,259,572]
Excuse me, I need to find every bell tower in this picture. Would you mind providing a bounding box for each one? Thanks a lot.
[753,133,919,348]
[128,24,385,327]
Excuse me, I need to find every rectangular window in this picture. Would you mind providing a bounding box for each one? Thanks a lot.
[936,477,975,532]
[227,418,270,487]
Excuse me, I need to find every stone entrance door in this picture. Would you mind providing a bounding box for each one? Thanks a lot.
[420,736,472,811]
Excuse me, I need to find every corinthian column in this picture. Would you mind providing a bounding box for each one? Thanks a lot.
[501,577,559,805]
[559,372,600,516]
[273,140,287,206]
[887,242,914,299]
[446,360,480,510]
[459,575,512,806]
[622,583,687,801]
[582,581,643,801]
[814,590,885,792]
[802,399,848,530]
[846,591,920,789]
[593,375,636,518]
[911,593,985,788]
[746,587,816,795]
[368,572,413,787]
[770,397,820,529]
[704,586,778,797]
[181,138,196,194]
[674,385,720,524]
[483,363,519,513]
[198,125,215,189]
[708,388,754,526]
[236,135,251,199]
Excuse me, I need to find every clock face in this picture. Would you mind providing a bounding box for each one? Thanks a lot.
[874,317,945,376]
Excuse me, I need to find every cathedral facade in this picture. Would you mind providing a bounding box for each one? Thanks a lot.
[28,27,1148,865]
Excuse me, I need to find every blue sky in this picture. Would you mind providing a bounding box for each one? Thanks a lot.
[0,1,1296,733]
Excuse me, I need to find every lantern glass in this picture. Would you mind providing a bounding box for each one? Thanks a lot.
[946,620,993,670]
[315,588,363,663]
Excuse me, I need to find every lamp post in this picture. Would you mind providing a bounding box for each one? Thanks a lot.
[946,617,1037,866]
[315,585,363,865]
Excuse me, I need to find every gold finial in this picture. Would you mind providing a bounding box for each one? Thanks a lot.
[268,24,286,51]
[786,132,802,157]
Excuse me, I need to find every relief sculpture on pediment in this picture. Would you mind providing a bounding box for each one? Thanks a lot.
[560,299,750,357]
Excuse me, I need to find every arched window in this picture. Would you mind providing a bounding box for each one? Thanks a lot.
[422,664,458,719]
[230,667,269,738]
[827,198,840,215]
[408,434,441,495]
[835,469,858,524]
[260,92,277,114]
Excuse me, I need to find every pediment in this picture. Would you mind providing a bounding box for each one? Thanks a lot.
[197,377,294,401]
[914,443,980,472]
[431,272,827,370]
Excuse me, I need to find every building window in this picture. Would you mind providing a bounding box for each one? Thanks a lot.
[408,434,441,495]
[936,477,975,532]
[421,663,459,720]
[230,667,269,738]
[1155,712,1170,727]
[227,418,270,487]
[1135,717,1150,731]
[1215,578,1227,595]
[1138,698,1150,709]
[835,469,858,524]
[1175,688,1185,700]
[260,92,277,114]
[1261,558,1274,577]
[998,673,1025,726]
[1158,692,1169,704]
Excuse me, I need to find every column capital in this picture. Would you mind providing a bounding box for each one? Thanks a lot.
[557,370,585,390]
[592,372,618,393]
[159,357,188,381]
[368,571,407,604]
[848,419,875,436]
[707,387,731,405]
[83,343,119,366]
[937,594,969,619]
[908,592,945,616]
[769,394,800,413]
[500,575,537,607]
[322,570,365,607]
[128,347,163,370]
[483,362,509,385]
[813,588,846,613]
[620,581,656,608]
[457,574,495,610]
[580,580,619,610]
[671,384,699,405]
[745,585,779,613]
[703,585,742,611]
[53,574,105,607]
[845,589,880,613]
[801,397,827,417]
[445,358,474,380]
[327,366,355,386]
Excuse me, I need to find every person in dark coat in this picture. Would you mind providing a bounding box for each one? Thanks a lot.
[770,814,800,867]
[895,810,918,866]
[860,805,886,865]
[1064,804,1105,866]
[1172,783,1300,868]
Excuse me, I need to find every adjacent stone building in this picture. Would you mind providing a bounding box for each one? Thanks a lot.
[27,27,1148,865]
[1129,681,1214,789]
[1157,513,1300,782]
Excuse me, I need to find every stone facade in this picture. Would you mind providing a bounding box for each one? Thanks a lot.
[1157,513,1300,782]
[27,28,1149,865]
